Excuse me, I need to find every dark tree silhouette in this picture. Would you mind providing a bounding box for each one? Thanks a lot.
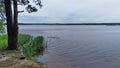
[0,0,42,50]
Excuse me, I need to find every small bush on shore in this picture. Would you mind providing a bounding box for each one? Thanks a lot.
[22,42,34,59]
[21,36,45,59]
[32,36,45,53]
[18,34,32,47]
[0,20,5,33]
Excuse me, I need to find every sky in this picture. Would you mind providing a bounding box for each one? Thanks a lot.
[18,0,120,23]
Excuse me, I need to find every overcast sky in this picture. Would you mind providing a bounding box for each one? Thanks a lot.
[18,0,120,23]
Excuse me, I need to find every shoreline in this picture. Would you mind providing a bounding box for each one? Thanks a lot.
[4,23,120,25]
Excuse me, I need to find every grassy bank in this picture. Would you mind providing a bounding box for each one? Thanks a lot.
[0,34,46,68]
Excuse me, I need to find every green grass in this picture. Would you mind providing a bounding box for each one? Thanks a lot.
[0,34,32,50]
[0,34,45,59]
[18,34,32,47]
[0,40,7,50]
[0,34,8,50]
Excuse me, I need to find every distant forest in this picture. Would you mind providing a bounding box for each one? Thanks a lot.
[4,23,120,25]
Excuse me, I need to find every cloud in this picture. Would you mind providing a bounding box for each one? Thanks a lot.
[19,0,120,23]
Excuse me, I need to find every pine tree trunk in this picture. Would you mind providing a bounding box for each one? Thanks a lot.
[13,0,18,50]
[5,0,14,50]
[5,0,18,50]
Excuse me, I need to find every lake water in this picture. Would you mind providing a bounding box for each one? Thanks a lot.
[19,25,120,68]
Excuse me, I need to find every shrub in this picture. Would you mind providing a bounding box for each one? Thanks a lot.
[18,34,32,46]
[0,20,5,33]
[21,36,45,59]
[22,42,34,59]
[18,34,34,59]
[31,36,45,53]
